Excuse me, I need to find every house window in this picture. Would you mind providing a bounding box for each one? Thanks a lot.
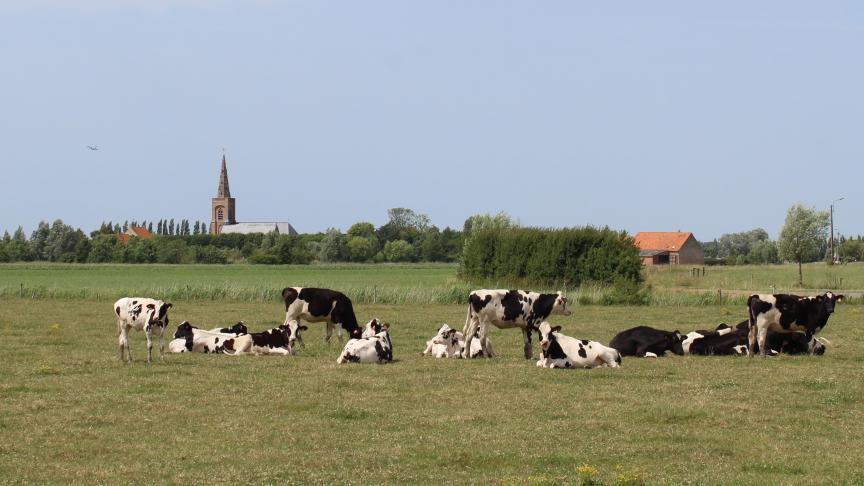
[217,207,224,220]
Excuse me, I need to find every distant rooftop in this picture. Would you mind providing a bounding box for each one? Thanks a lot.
[220,222,298,236]
[634,232,694,252]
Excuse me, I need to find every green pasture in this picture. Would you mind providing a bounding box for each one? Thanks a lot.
[1,294,862,484]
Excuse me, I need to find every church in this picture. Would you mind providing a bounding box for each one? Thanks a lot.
[210,154,298,236]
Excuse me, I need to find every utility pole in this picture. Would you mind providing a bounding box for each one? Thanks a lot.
[831,197,844,263]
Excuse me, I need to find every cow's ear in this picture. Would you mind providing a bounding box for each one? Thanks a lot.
[836,295,844,302]
[552,326,562,333]
[299,325,308,331]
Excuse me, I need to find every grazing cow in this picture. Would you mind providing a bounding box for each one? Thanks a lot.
[169,321,245,354]
[221,326,296,356]
[422,324,485,359]
[747,292,843,357]
[609,326,684,358]
[281,287,362,347]
[462,289,571,359]
[336,323,393,364]
[536,322,621,369]
[113,297,172,363]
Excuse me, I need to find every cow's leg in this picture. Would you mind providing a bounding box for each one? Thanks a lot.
[756,324,770,358]
[477,321,493,358]
[158,330,165,361]
[336,325,344,343]
[422,341,433,356]
[462,317,479,359]
[117,320,125,361]
[522,327,533,360]
[324,322,334,344]
[145,329,154,363]
[483,337,495,358]
[119,324,133,363]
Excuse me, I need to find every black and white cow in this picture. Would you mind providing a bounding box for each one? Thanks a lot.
[682,323,735,354]
[281,287,362,347]
[168,321,246,354]
[221,326,296,356]
[113,297,172,363]
[462,289,571,359]
[209,322,249,335]
[336,322,393,364]
[687,324,751,356]
[733,320,826,356]
[536,322,622,369]
[608,326,684,358]
[746,292,843,357]
[421,324,485,359]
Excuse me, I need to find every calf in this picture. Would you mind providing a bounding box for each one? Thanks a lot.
[221,326,296,356]
[336,323,393,364]
[747,292,843,357]
[609,326,684,358]
[422,324,485,359]
[169,321,244,354]
[113,297,172,363]
[462,289,571,359]
[536,322,621,369]
[282,287,362,347]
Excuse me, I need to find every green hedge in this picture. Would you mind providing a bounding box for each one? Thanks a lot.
[460,227,642,286]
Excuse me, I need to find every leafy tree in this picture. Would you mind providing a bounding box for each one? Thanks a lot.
[347,236,376,262]
[87,235,117,263]
[347,222,376,239]
[748,240,779,264]
[377,208,430,244]
[778,204,829,285]
[382,239,414,262]
[169,219,175,236]
[318,228,347,262]
[30,221,50,260]
[193,221,201,235]
[419,226,445,262]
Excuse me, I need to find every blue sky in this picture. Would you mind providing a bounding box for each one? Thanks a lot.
[1,1,861,240]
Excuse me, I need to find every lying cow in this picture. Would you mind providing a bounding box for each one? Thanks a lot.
[682,323,735,354]
[113,297,173,363]
[422,324,484,359]
[336,322,393,364]
[734,320,826,356]
[463,289,571,359]
[210,322,249,335]
[536,322,621,369]
[221,325,297,356]
[282,287,362,347]
[168,321,246,354]
[747,292,842,357]
[609,326,684,357]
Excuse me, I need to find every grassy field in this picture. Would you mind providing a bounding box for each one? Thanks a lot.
[2,262,862,306]
[1,292,862,484]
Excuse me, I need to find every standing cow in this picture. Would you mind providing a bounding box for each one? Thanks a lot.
[113,297,172,363]
[281,287,362,347]
[462,289,571,359]
[747,292,843,357]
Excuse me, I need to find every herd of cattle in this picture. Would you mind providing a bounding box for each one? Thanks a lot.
[113,287,844,368]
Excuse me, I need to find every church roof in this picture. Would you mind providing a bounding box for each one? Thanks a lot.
[216,154,231,198]
[220,222,298,236]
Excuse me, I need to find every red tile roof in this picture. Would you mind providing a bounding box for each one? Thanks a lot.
[634,232,693,252]
[127,226,154,240]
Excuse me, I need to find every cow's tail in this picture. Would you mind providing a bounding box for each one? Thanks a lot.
[462,295,473,335]
[747,295,759,331]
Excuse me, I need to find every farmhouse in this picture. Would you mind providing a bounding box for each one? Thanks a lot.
[210,154,298,236]
[117,225,154,244]
[634,231,704,265]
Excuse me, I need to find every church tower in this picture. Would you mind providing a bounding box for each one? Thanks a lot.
[210,153,237,234]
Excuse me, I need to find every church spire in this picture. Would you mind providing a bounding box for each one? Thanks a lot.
[217,151,231,198]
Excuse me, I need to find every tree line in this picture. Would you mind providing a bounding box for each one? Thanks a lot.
[0,208,461,265]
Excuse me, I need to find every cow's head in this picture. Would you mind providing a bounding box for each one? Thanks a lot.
[537,322,561,353]
[818,292,844,315]
[552,291,572,316]
[361,318,385,338]
[149,302,172,327]
[809,336,828,356]
[431,324,458,345]
[668,330,685,356]
[284,321,309,347]
[173,321,195,339]
[228,321,248,335]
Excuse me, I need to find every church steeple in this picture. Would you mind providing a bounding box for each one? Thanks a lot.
[211,150,237,234]
[217,152,231,197]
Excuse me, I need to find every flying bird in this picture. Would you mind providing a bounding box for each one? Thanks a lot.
[87,145,99,151]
